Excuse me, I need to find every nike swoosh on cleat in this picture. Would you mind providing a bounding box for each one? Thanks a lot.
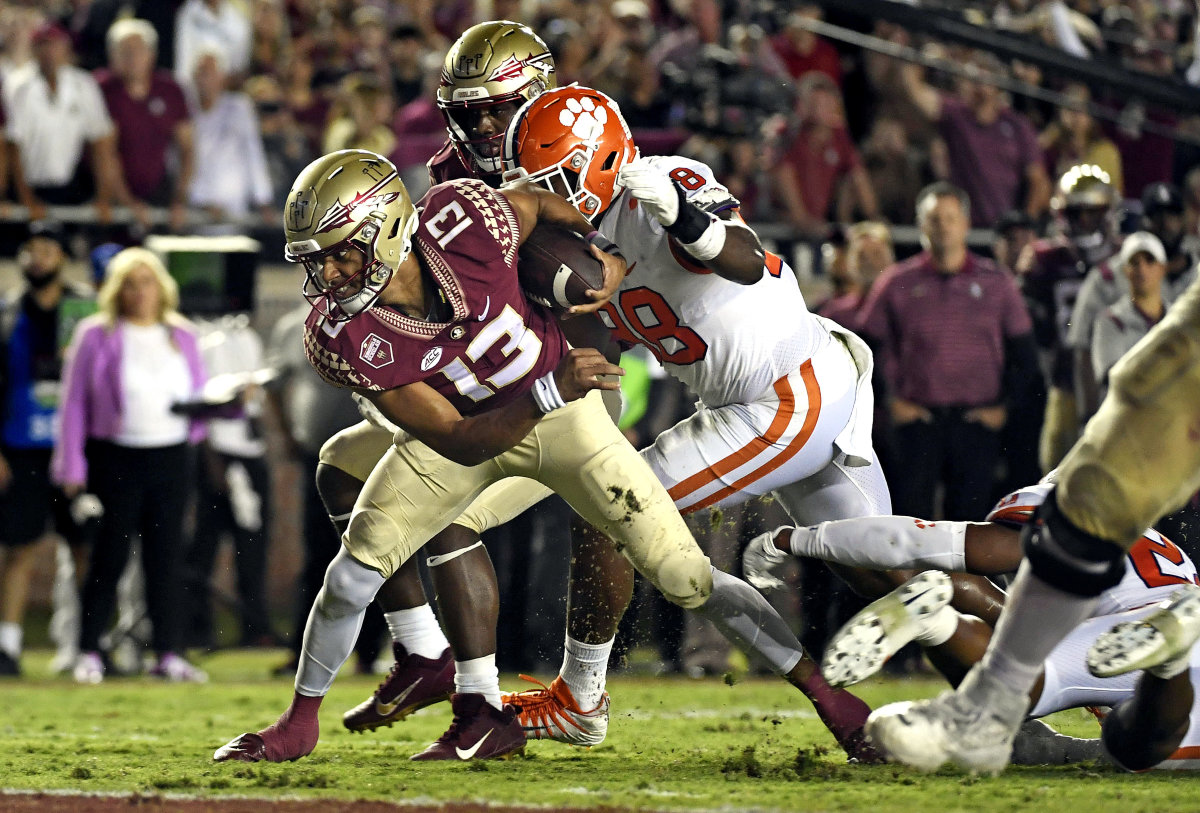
[455,730,493,760]
[375,677,422,716]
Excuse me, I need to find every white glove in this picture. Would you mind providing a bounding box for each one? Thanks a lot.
[741,528,793,592]
[617,158,680,226]
[69,493,104,526]
[352,392,401,434]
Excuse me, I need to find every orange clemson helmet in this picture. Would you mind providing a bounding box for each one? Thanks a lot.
[501,86,637,217]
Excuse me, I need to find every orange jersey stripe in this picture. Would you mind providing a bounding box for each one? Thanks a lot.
[667,368,801,505]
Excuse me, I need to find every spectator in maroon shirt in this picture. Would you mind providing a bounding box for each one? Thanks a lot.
[774,72,879,239]
[96,18,193,233]
[770,5,841,87]
[856,182,1038,521]
[901,50,1051,228]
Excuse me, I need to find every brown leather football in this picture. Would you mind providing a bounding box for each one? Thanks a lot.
[517,223,605,311]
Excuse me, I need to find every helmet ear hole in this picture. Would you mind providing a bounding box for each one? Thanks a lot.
[600,151,618,171]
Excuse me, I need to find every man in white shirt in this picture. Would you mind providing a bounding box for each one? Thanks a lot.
[4,22,123,220]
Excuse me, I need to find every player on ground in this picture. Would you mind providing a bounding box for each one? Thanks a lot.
[481,86,895,750]
[747,477,1200,770]
[863,268,1200,774]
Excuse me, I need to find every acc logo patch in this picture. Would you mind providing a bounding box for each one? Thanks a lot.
[360,333,394,369]
[420,346,443,372]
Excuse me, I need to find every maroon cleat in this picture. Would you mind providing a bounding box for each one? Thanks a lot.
[343,644,454,732]
[409,693,526,761]
[214,694,321,763]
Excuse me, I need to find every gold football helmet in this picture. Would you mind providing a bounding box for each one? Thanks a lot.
[437,20,555,176]
[284,149,417,322]
[1052,164,1117,261]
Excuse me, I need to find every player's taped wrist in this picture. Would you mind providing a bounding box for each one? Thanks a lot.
[664,182,726,261]
[531,371,568,413]
[584,230,621,257]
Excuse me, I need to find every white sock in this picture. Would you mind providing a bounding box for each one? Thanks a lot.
[385,605,449,660]
[913,606,961,648]
[454,655,502,709]
[560,635,613,710]
[0,622,21,657]
[980,561,1100,695]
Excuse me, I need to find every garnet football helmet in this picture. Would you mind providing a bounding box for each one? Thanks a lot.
[284,150,417,322]
[501,86,637,218]
[437,21,556,176]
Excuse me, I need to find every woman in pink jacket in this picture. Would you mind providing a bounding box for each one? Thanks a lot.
[53,247,208,684]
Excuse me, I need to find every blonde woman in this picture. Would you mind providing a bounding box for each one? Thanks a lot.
[52,248,209,684]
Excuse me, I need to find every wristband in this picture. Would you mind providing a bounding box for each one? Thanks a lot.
[584,230,621,257]
[678,216,727,261]
[531,370,568,413]
[663,182,710,242]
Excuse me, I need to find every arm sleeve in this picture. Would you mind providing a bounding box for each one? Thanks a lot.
[50,323,97,485]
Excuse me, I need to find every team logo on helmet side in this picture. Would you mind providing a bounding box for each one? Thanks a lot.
[314,171,401,235]
[287,188,317,232]
[488,52,553,84]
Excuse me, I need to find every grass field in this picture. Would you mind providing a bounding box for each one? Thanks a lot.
[0,649,1194,812]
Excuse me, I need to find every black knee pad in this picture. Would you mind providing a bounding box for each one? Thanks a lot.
[1022,489,1126,597]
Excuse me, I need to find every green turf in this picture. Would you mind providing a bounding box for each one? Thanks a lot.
[0,650,1192,812]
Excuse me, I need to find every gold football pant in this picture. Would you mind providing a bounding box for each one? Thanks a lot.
[1056,278,1200,548]
[1039,385,1078,475]
[335,391,713,609]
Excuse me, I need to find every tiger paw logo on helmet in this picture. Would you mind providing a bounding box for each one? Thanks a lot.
[559,96,608,143]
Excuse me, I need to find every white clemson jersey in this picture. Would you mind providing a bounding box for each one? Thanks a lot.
[987,481,1200,617]
[594,155,831,408]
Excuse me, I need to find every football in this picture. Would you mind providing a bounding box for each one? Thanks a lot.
[518,223,606,312]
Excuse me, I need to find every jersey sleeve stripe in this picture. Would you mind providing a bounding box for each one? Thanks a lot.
[667,237,713,276]
[765,251,784,278]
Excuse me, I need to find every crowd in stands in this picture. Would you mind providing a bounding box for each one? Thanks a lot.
[0,0,1198,680]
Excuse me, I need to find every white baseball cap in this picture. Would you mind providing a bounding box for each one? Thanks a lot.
[1116,230,1166,269]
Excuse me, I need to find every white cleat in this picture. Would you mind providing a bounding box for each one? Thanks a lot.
[1088,584,1200,679]
[822,570,953,688]
[865,665,1029,775]
[740,527,794,592]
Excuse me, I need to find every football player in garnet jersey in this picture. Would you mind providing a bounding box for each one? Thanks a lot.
[310,21,562,739]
